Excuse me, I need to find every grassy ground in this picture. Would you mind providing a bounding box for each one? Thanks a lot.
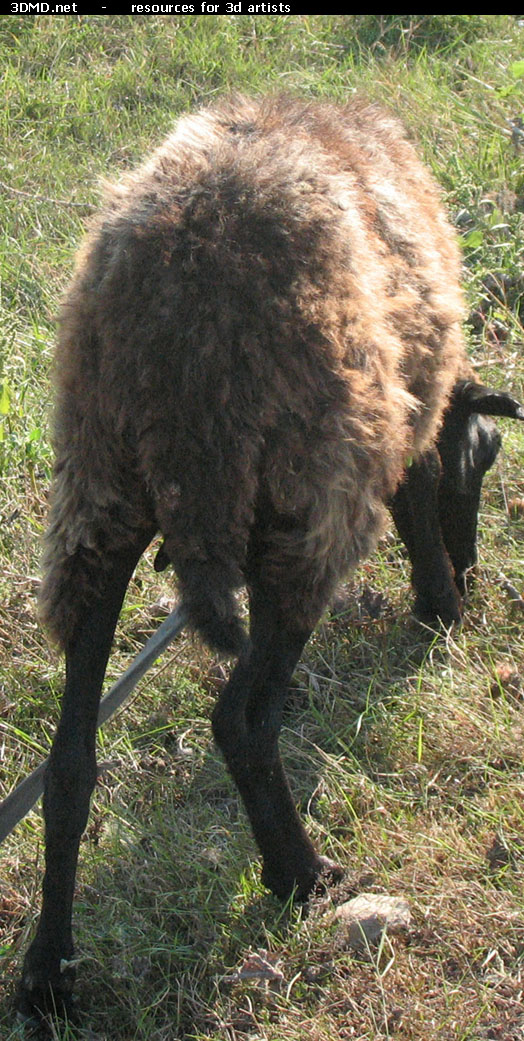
[1,14,524,1041]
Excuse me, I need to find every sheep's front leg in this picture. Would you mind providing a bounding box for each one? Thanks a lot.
[212,584,342,900]
[390,450,461,627]
[17,536,149,1023]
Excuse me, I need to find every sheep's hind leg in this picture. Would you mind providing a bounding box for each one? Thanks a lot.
[390,449,462,627]
[212,582,342,901]
[17,533,151,1024]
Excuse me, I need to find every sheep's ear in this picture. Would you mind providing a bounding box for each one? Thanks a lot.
[454,380,524,420]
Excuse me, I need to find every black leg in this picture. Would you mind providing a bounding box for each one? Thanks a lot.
[17,534,150,1021]
[212,583,342,900]
[390,450,461,627]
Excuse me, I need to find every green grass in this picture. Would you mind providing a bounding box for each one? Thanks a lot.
[1,14,524,1041]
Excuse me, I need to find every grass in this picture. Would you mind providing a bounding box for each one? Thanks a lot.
[1,13,524,1041]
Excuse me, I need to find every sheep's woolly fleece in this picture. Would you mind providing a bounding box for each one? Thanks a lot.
[40,94,469,649]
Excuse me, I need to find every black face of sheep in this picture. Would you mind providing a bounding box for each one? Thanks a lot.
[437,381,523,597]
[14,94,523,1026]
[390,380,523,624]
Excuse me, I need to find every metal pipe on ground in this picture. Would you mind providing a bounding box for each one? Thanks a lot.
[0,603,188,844]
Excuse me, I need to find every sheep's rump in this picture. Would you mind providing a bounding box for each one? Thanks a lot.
[40,95,467,646]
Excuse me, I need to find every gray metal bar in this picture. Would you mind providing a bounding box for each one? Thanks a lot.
[0,603,188,844]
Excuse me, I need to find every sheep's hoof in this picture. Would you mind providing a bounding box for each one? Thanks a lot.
[413,589,462,630]
[262,854,344,902]
[16,946,76,1029]
[16,986,75,1036]
[16,1009,62,1040]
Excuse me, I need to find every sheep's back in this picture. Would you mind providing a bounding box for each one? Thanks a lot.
[43,95,468,640]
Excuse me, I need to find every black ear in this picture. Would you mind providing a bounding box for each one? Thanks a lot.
[452,380,524,420]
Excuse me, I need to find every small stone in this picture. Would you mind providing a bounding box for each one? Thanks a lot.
[334,893,412,950]
[508,498,524,521]
[225,949,285,984]
[490,664,522,701]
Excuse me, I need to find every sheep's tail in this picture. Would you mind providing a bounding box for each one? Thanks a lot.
[39,464,247,658]
[154,539,247,656]
[145,425,261,658]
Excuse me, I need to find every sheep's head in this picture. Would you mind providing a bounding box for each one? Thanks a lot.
[437,380,524,595]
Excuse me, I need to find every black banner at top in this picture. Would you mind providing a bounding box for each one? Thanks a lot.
[6,2,318,13]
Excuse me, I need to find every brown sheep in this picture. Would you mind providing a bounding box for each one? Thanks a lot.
[17,94,522,1023]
